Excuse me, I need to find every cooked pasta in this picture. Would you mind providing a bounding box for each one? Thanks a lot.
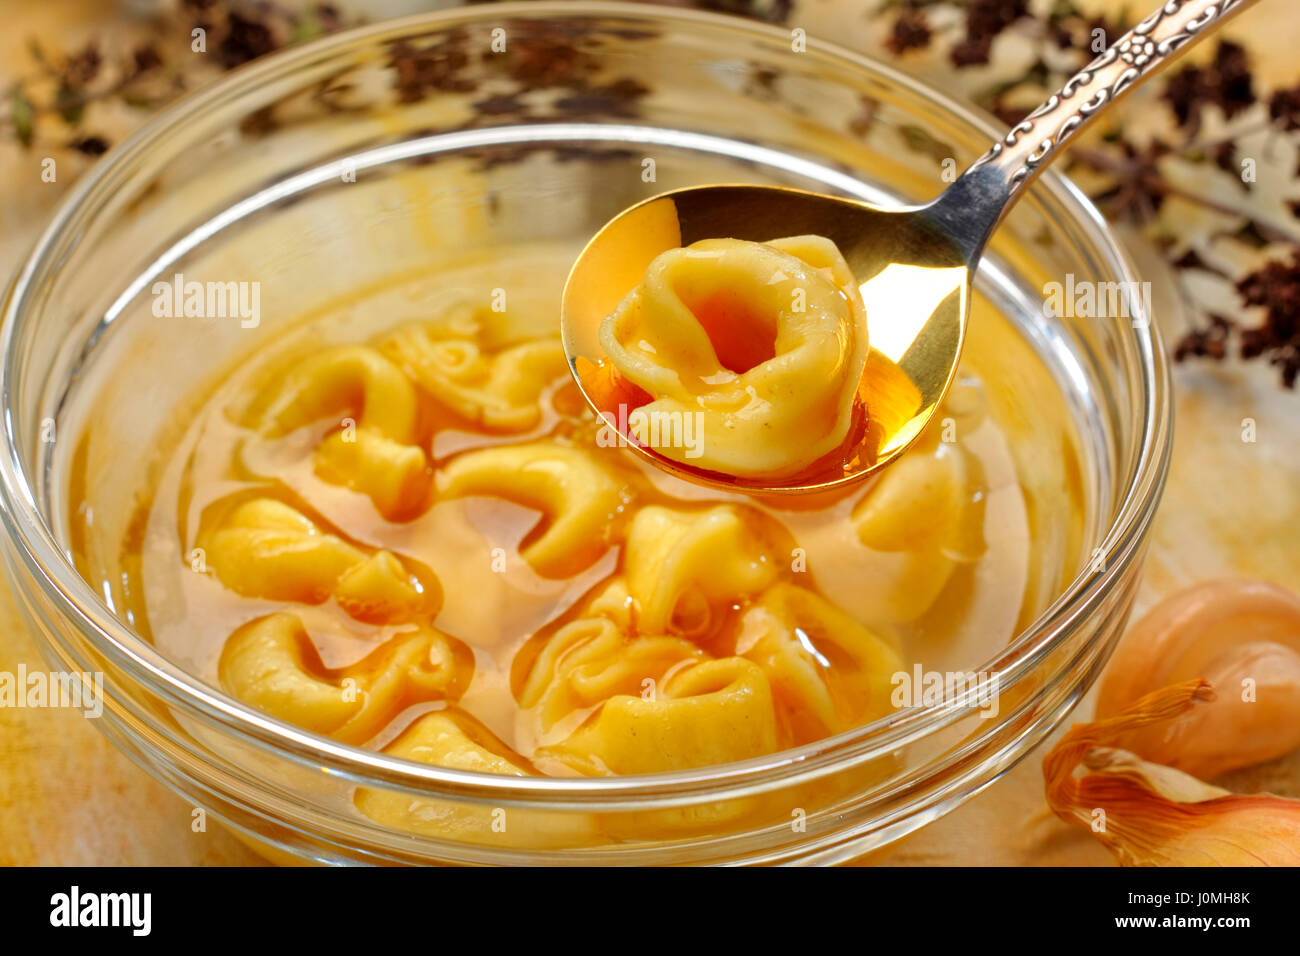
[198,497,440,624]
[377,314,567,433]
[354,710,599,846]
[621,503,780,636]
[727,583,903,742]
[218,613,472,744]
[438,442,634,578]
[596,235,869,479]
[248,345,431,520]
[537,656,779,775]
[109,241,1034,846]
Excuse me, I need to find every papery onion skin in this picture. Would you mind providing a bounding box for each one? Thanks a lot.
[1044,680,1300,867]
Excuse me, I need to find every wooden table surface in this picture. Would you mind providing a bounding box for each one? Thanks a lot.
[0,0,1295,866]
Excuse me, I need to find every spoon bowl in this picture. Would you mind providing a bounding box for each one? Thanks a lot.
[561,184,971,493]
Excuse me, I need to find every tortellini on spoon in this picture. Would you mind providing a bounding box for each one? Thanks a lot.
[595,235,869,480]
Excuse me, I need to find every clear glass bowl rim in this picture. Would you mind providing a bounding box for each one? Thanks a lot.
[0,0,1172,808]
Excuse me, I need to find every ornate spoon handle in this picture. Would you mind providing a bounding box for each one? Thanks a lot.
[932,0,1260,255]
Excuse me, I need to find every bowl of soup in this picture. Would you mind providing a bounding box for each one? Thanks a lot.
[0,2,1170,864]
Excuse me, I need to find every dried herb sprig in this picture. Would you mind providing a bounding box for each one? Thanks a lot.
[1162,40,1256,135]
[951,0,1029,67]
[1,1,353,154]
[1233,250,1300,387]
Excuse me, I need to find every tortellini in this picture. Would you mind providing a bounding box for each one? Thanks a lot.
[510,503,901,776]
[218,613,472,744]
[377,319,567,432]
[538,657,778,776]
[848,429,984,622]
[354,710,598,847]
[198,497,440,624]
[597,235,869,479]
[621,504,779,637]
[852,438,969,553]
[439,442,633,578]
[516,581,901,776]
[250,346,431,520]
[514,605,779,775]
[355,712,531,843]
[727,583,903,742]
[516,616,705,737]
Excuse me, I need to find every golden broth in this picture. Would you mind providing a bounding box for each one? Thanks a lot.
[68,242,1079,776]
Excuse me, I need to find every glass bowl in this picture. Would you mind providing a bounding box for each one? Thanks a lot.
[0,2,1170,865]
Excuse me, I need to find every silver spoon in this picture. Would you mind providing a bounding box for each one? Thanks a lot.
[562,0,1255,493]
